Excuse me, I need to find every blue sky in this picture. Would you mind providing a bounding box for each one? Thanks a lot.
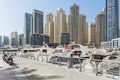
[0,0,105,36]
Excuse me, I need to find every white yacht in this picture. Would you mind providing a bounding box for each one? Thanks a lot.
[48,43,90,64]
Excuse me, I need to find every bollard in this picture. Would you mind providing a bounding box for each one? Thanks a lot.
[33,55,35,60]
[95,61,99,76]
[68,57,73,68]
[37,55,39,61]
[46,55,48,63]
[59,57,61,66]
[41,55,43,62]
[79,59,82,71]
[52,57,55,64]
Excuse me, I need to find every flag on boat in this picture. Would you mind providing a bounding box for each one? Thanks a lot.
[64,44,67,51]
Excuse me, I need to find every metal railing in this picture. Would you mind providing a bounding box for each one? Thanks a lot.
[15,52,120,79]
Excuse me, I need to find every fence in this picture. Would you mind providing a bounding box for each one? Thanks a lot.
[15,52,120,79]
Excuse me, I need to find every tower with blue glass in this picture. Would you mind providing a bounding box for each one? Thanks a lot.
[24,13,32,45]
[0,36,2,47]
[106,0,119,41]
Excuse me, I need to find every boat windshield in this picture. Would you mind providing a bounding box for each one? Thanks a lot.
[67,45,80,49]
[54,49,62,53]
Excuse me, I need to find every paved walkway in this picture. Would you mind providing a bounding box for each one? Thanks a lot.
[0,54,115,80]
[0,55,28,80]
[14,57,115,80]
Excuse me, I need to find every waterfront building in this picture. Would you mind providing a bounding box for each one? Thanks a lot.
[101,38,120,49]
[24,13,32,45]
[107,41,112,48]
[61,33,70,45]
[0,36,2,47]
[44,13,54,43]
[10,32,18,48]
[3,36,9,47]
[54,8,67,43]
[32,9,43,34]
[88,32,91,45]
[19,34,24,46]
[90,23,96,47]
[79,14,88,45]
[101,42,108,48]
[30,34,49,45]
[111,39,118,48]
[106,0,119,41]
[96,9,106,47]
[68,4,79,43]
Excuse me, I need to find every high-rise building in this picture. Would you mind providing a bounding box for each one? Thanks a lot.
[61,33,70,45]
[85,22,88,45]
[19,34,24,46]
[3,36,9,47]
[106,0,119,41]
[79,14,88,45]
[54,8,67,43]
[10,32,18,48]
[88,32,91,45]
[24,13,32,45]
[96,9,106,47]
[90,23,96,47]
[119,0,120,38]
[44,13,54,43]
[30,34,49,46]
[32,9,43,34]
[68,4,80,43]
[0,36,2,47]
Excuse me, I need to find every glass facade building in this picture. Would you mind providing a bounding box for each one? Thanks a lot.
[119,0,120,38]
[30,34,49,45]
[19,34,24,46]
[106,0,119,41]
[11,38,16,48]
[61,33,70,45]
[10,32,18,48]
[3,36,9,46]
[32,9,43,34]
[0,36,2,47]
[24,13,32,45]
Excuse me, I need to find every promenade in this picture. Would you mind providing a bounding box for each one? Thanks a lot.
[0,54,115,80]
[0,55,28,80]
[13,56,114,80]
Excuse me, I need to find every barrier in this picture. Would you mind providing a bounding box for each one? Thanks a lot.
[16,53,120,79]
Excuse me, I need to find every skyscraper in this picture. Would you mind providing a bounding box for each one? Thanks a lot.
[3,36,9,47]
[30,34,49,45]
[44,13,54,43]
[68,4,80,43]
[54,8,67,43]
[0,36,2,47]
[61,33,70,45]
[24,13,32,45]
[88,32,91,45]
[106,0,119,41]
[30,9,44,45]
[79,14,88,45]
[119,0,120,38]
[96,9,106,47]
[32,9,43,34]
[90,23,96,47]
[19,34,24,46]
[10,32,18,48]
